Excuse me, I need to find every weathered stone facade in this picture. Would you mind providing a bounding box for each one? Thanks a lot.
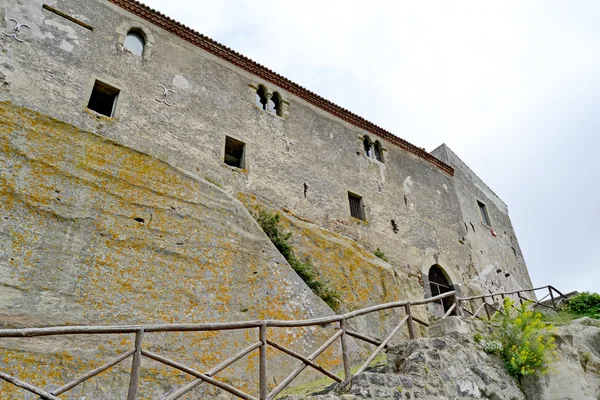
[0,0,535,397]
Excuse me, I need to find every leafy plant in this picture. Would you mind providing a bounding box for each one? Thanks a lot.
[373,248,388,262]
[253,207,340,311]
[489,298,557,379]
[565,292,600,319]
[483,339,503,354]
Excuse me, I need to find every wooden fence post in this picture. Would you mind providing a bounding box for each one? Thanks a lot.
[259,323,267,400]
[455,295,463,317]
[127,328,144,400]
[405,303,415,339]
[340,319,351,381]
[483,297,491,320]
[549,287,556,309]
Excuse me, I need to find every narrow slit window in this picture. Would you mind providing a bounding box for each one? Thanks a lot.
[363,137,372,158]
[256,85,268,110]
[270,92,282,116]
[374,141,383,162]
[348,192,365,221]
[224,136,245,169]
[477,200,491,226]
[87,80,120,117]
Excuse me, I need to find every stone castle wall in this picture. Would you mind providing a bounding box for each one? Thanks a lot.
[0,0,532,300]
[0,0,534,397]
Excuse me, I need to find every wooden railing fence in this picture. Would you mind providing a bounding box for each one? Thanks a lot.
[0,285,566,400]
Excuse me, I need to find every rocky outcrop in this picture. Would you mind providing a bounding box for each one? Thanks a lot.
[283,317,525,400]
[521,317,600,400]
[0,102,338,398]
[282,317,600,400]
[239,194,429,343]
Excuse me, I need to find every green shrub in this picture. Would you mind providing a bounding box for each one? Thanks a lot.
[253,208,340,311]
[565,292,600,319]
[373,248,388,262]
[490,298,557,379]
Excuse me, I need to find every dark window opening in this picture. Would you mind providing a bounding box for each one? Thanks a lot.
[87,80,120,117]
[348,192,365,221]
[428,265,454,315]
[270,91,283,116]
[374,141,383,162]
[224,136,245,169]
[256,85,268,110]
[363,136,372,158]
[477,200,491,226]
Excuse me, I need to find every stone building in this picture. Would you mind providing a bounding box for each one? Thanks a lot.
[0,0,534,397]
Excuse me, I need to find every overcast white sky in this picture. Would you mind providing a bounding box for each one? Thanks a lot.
[140,0,599,294]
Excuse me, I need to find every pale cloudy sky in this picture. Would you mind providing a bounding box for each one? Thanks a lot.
[141,0,600,294]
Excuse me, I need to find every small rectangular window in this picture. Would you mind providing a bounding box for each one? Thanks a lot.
[87,80,120,117]
[224,136,245,169]
[348,192,365,221]
[477,200,491,226]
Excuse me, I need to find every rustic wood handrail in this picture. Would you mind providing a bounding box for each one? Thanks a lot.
[0,286,567,400]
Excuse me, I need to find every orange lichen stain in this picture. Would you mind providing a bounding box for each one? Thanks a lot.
[1,103,355,394]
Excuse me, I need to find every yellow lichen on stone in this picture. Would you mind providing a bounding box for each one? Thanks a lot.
[0,102,337,398]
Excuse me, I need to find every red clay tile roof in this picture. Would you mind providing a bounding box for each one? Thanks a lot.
[107,0,454,176]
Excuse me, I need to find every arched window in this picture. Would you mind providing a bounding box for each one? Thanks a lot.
[270,92,283,116]
[124,30,145,56]
[256,85,268,110]
[428,265,455,316]
[363,136,372,158]
[374,141,383,162]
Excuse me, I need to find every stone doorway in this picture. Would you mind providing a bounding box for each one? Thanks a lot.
[428,264,455,317]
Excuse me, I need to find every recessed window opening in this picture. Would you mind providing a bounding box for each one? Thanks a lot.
[374,141,383,162]
[256,85,268,110]
[224,136,245,169]
[477,200,491,226]
[87,80,120,117]
[363,136,372,158]
[124,30,145,56]
[348,192,365,221]
[270,92,283,116]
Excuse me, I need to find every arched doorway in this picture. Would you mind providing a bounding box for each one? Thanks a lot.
[428,265,454,317]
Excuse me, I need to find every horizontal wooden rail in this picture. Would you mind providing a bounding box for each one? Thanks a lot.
[0,325,142,337]
[459,285,551,301]
[0,285,567,400]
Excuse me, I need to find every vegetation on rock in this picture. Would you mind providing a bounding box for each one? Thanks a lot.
[487,298,557,379]
[373,248,388,262]
[253,207,340,311]
[565,292,600,319]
